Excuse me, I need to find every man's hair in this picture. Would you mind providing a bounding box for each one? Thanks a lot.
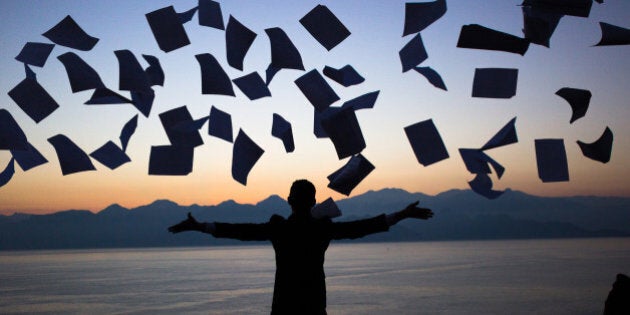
[288,179,316,212]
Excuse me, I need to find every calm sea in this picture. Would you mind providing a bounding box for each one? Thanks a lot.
[0,238,628,315]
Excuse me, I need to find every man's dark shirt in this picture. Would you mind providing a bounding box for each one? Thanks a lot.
[212,212,389,315]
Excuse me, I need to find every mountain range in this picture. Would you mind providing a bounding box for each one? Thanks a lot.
[1,188,629,250]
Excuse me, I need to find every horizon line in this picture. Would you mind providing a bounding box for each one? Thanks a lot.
[2,187,629,216]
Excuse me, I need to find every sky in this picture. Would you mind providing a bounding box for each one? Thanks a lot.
[0,0,629,215]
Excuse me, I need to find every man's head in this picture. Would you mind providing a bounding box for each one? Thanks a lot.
[288,179,316,213]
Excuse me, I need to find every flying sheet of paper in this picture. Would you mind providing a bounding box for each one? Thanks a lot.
[459,148,505,179]
[295,69,340,112]
[208,106,233,143]
[413,66,447,91]
[341,91,379,111]
[90,141,131,170]
[457,24,530,55]
[399,33,428,73]
[403,0,447,36]
[311,197,342,219]
[313,107,341,139]
[233,72,271,100]
[146,6,191,53]
[595,22,630,46]
[271,113,295,153]
[115,50,150,92]
[225,16,257,71]
[198,0,225,30]
[24,64,37,80]
[468,173,504,199]
[0,109,29,151]
[85,88,132,105]
[577,126,613,163]
[174,116,209,133]
[177,6,198,24]
[11,142,48,171]
[404,119,449,166]
[299,4,351,51]
[0,158,15,188]
[48,134,96,175]
[265,27,305,72]
[521,0,593,18]
[142,54,164,87]
[320,106,366,160]
[481,117,518,151]
[15,42,55,67]
[195,53,235,96]
[535,138,569,182]
[459,148,491,174]
[159,106,204,147]
[472,68,518,99]
[327,154,375,196]
[57,52,105,93]
[521,6,563,47]
[130,88,155,118]
[265,65,281,86]
[323,65,365,87]
[8,78,60,123]
[148,145,194,175]
[119,115,138,152]
[555,87,591,123]
[42,15,99,51]
[232,129,264,186]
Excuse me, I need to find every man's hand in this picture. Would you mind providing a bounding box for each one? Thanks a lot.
[168,212,203,233]
[402,201,434,220]
[386,201,434,226]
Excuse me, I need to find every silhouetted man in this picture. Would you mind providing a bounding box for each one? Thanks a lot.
[168,179,434,315]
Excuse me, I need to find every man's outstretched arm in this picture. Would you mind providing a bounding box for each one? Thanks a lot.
[385,201,434,226]
[168,213,272,241]
[168,212,216,234]
[330,201,434,240]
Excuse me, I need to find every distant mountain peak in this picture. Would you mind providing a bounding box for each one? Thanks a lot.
[148,199,180,207]
[98,203,129,216]
[219,199,239,207]
[256,194,289,212]
[257,194,285,205]
[364,187,409,194]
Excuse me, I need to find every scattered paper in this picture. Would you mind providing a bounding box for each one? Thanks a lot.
[327,154,375,196]
[232,129,264,185]
[399,33,428,72]
[146,6,190,52]
[225,15,257,70]
[15,42,55,67]
[577,127,613,163]
[294,69,340,112]
[90,141,131,170]
[208,106,233,143]
[48,134,96,175]
[300,4,351,51]
[555,87,591,123]
[271,113,295,153]
[403,0,447,36]
[535,138,569,182]
[233,72,271,100]
[472,68,518,99]
[196,53,235,96]
[404,119,449,166]
[42,15,98,51]
[8,78,60,123]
